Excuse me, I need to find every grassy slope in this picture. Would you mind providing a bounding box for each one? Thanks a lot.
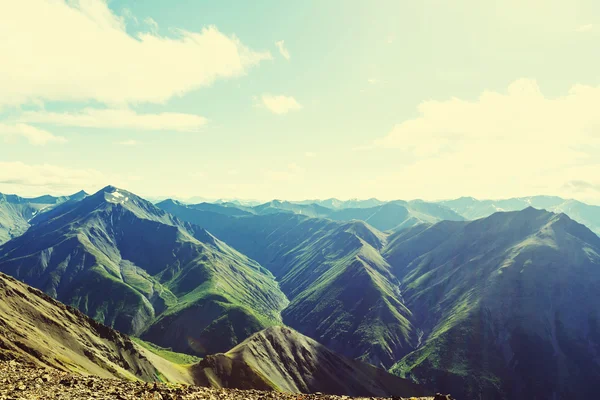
[0,272,189,383]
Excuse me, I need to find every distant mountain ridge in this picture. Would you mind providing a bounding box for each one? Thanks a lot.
[0,190,88,244]
[439,195,600,235]
[164,198,465,232]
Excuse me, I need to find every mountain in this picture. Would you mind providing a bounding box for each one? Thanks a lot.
[0,190,88,244]
[0,271,191,383]
[326,200,464,231]
[0,186,288,357]
[158,201,415,368]
[383,208,600,399]
[192,326,427,397]
[440,196,600,235]
[174,198,464,233]
[292,198,386,209]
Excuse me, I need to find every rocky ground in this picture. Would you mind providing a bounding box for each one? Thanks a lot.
[0,360,445,400]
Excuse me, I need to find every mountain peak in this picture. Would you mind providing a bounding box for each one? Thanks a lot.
[100,185,119,193]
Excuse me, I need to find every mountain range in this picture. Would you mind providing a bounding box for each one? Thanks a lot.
[0,186,287,358]
[0,270,423,397]
[0,186,599,399]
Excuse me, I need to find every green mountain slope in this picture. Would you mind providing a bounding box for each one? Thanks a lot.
[0,186,288,357]
[385,208,600,399]
[192,326,427,397]
[157,201,416,368]
[0,272,191,383]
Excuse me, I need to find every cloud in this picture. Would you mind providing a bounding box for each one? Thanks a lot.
[260,94,302,115]
[576,24,594,32]
[367,78,380,85]
[563,180,600,193]
[0,0,271,108]
[305,152,316,158]
[0,123,66,145]
[20,108,207,132]
[115,139,138,146]
[188,171,205,179]
[144,17,158,34]
[275,40,291,60]
[0,161,115,195]
[263,163,304,182]
[365,79,600,200]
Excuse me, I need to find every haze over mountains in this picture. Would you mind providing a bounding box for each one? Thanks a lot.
[1,186,600,399]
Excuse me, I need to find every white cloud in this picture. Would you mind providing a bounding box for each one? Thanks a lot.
[263,163,304,182]
[115,139,138,146]
[260,94,302,115]
[305,152,317,158]
[0,162,115,195]
[144,17,158,34]
[0,123,66,145]
[188,171,205,179]
[367,78,379,85]
[275,40,291,60]
[20,108,207,132]
[576,24,594,32]
[366,79,600,200]
[0,0,271,108]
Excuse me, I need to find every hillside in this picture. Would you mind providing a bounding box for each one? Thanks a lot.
[0,186,288,357]
[384,208,600,399]
[0,272,190,383]
[0,360,440,400]
[193,326,427,397]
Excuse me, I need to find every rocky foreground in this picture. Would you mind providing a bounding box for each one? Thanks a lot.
[0,361,445,400]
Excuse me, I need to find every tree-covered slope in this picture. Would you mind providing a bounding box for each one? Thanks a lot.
[0,186,287,357]
[192,326,427,397]
[385,208,600,399]
[157,201,416,368]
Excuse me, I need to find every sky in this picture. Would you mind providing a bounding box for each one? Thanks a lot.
[1,0,600,204]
